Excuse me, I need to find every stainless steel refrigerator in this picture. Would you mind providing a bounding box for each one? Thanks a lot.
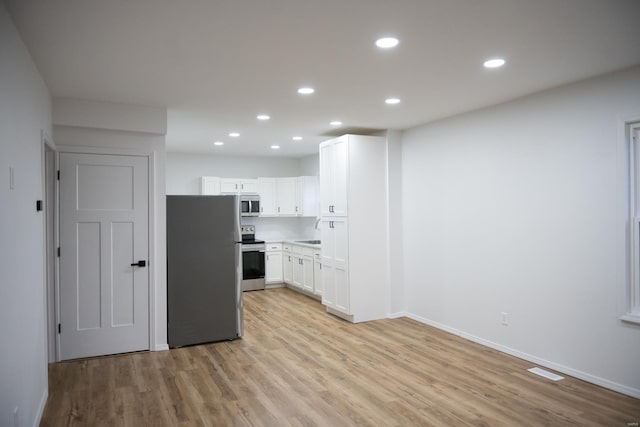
[167,195,243,348]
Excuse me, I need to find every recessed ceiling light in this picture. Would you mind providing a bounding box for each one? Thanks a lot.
[330,121,342,126]
[229,132,240,137]
[483,58,506,68]
[385,98,401,105]
[213,141,224,146]
[257,114,270,120]
[292,136,303,141]
[297,87,315,95]
[271,145,280,149]
[376,37,399,49]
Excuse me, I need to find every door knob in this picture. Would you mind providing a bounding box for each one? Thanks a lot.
[131,260,147,267]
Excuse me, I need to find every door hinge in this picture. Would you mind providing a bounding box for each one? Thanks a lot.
[57,247,60,257]
[57,170,60,180]
[58,323,61,334]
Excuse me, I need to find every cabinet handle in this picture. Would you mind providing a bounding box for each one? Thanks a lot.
[278,207,280,213]
[241,183,244,190]
[261,207,263,213]
[320,263,322,270]
[295,206,298,212]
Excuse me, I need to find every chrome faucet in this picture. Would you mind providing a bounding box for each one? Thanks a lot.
[314,217,321,229]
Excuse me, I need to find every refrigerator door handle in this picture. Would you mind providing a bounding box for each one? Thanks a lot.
[233,195,242,242]
[236,242,244,337]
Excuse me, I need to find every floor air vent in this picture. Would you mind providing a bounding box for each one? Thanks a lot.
[527,367,564,381]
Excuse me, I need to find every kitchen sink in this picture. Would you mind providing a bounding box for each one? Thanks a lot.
[295,240,321,245]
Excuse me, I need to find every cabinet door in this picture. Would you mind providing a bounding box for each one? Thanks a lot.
[302,256,314,292]
[220,179,240,194]
[258,178,277,215]
[332,137,348,216]
[332,218,348,271]
[335,265,349,314]
[201,176,220,195]
[320,218,348,313]
[321,262,335,309]
[240,179,258,194]
[319,141,334,217]
[320,218,348,268]
[313,258,322,296]
[265,251,283,283]
[276,178,297,215]
[292,255,304,288]
[283,253,293,284]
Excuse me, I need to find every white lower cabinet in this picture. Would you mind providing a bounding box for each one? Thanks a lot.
[265,242,283,284]
[301,255,314,293]
[281,242,320,298]
[291,247,314,291]
[283,244,293,284]
[313,250,322,296]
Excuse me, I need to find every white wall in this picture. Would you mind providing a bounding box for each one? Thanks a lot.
[166,152,302,195]
[299,153,319,176]
[53,100,168,352]
[401,66,640,396]
[385,130,404,315]
[0,3,52,426]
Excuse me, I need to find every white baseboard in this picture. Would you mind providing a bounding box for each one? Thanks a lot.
[387,311,407,319]
[34,388,48,427]
[402,312,640,399]
[153,343,169,351]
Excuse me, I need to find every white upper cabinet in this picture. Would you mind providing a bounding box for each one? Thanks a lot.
[201,176,221,195]
[220,178,258,194]
[319,136,348,216]
[258,178,277,215]
[257,176,320,217]
[276,178,297,216]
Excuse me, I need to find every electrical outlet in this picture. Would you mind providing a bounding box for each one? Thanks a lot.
[501,312,509,326]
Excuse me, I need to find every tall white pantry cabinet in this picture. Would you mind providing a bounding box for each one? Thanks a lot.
[319,134,389,323]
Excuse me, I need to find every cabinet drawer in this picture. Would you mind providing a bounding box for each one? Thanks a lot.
[283,243,292,252]
[266,242,283,251]
[292,245,313,256]
[314,250,321,259]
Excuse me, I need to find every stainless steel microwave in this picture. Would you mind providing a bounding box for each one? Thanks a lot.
[240,195,260,217]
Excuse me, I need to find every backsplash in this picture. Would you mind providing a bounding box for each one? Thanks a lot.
[241,216,320,241]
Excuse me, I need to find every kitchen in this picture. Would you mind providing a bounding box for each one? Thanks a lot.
[166,151,323,297]
[166,133,390,348]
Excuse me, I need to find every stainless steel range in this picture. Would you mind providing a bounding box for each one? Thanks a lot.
[240,225,265,291]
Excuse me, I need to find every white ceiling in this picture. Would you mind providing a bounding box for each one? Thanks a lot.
[5,0,640,157]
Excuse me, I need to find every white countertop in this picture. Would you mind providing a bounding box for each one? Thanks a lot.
[266,239,321,249]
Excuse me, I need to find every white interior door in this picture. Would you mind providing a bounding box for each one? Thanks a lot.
[59,152,149,360]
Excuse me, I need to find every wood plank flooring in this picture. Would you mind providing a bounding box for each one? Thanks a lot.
[41,288,640,426]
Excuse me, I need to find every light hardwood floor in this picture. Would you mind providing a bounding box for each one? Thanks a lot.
[42,288,640,426]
